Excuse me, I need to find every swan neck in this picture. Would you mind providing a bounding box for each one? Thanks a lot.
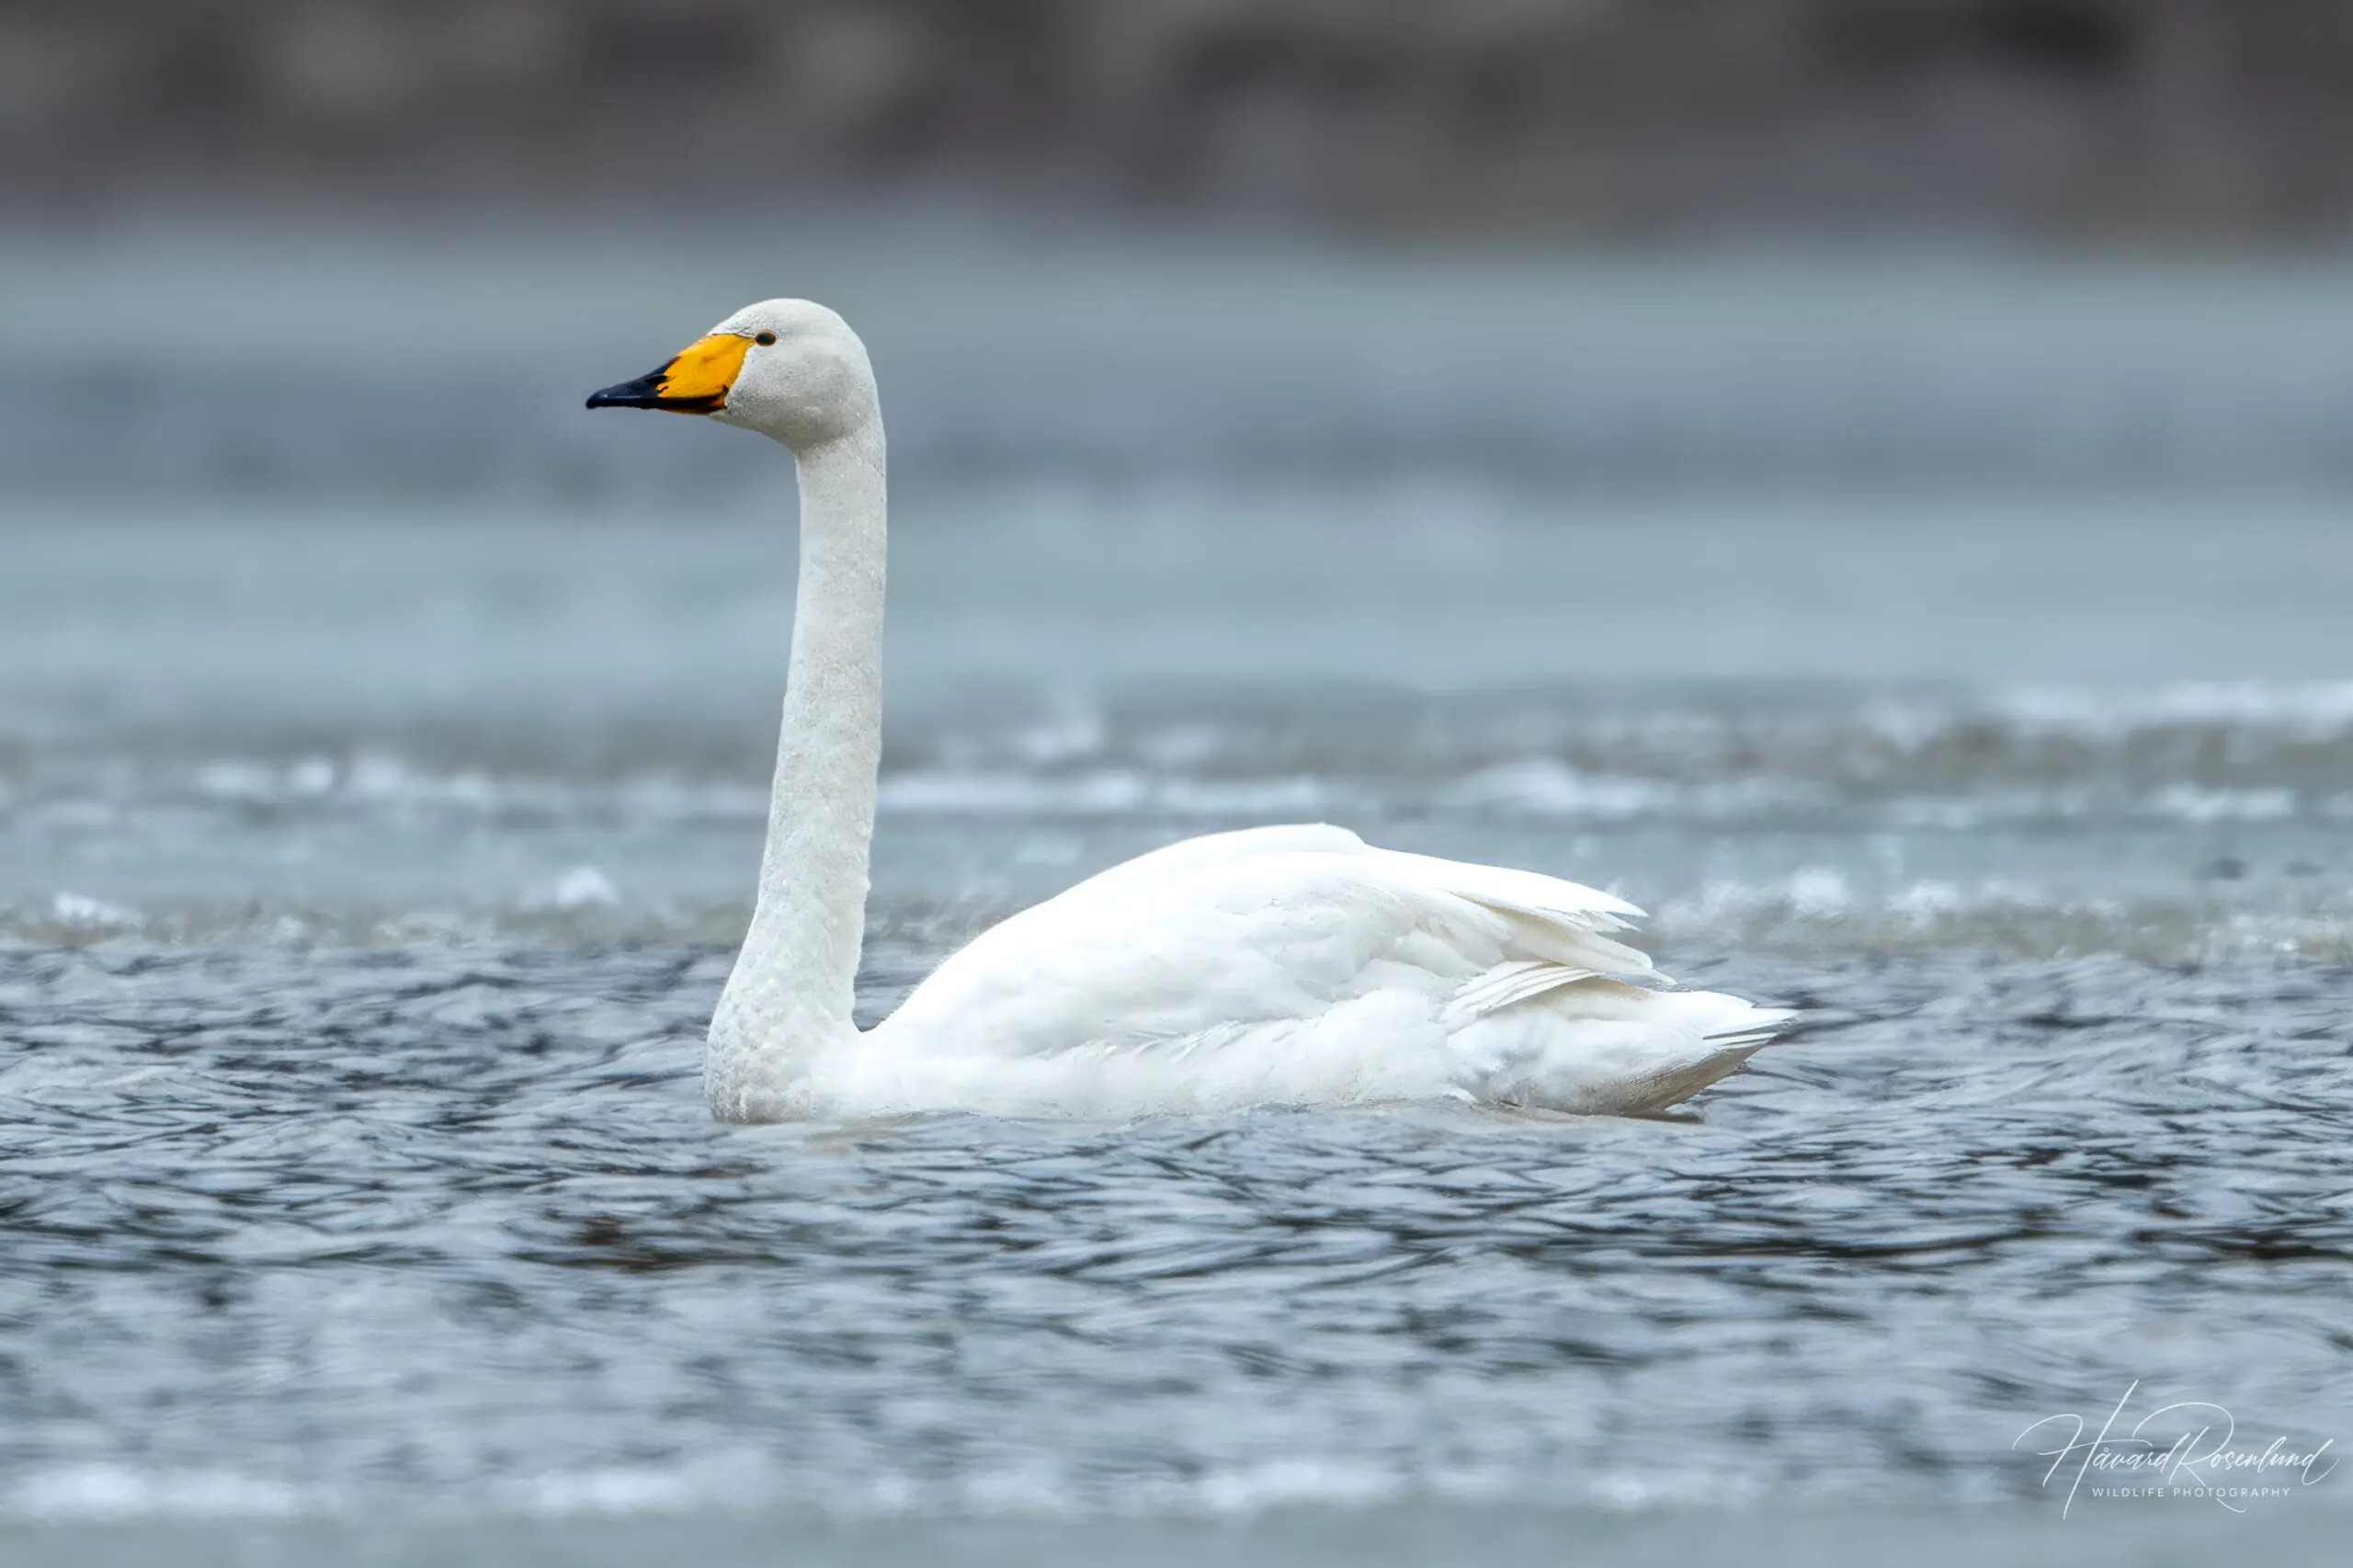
[707,420,886,1119]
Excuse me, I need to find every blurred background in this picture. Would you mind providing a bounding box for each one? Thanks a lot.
[5,5,2352,1561]
[10,1,2353,230]
[10,0,2353,492]
[6,0,2352,936]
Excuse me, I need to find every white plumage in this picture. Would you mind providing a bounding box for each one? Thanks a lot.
[857,823,1789,1119]
[588,300,1792,1123]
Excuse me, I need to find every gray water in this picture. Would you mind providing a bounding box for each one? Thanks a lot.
[3,233,2350,1561]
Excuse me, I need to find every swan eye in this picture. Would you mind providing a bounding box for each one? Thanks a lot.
[755,331,777,347]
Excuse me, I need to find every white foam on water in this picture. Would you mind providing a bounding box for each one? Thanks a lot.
[9,1466,322,1521]
[533,865,622,911]
[1441,759,1831,820]
[1995,679,2353,739]
[50,892,139,929]
[2143,785,2298,824]
[876,769,1338,818]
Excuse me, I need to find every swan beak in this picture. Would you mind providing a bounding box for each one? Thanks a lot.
[585,332,753,415]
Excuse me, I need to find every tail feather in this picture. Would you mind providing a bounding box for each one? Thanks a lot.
[1448,982,1795,1115]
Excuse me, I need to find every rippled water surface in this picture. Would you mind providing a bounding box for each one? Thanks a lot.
[5,241,2352,1559]
[6,937,2349,1525]
[6,486,2349,1555]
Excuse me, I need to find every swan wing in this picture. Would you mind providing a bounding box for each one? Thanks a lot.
[885,834,1503,1053]
[849,825,1790,1117]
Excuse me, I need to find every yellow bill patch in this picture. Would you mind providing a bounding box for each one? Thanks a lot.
[652,333,754,412]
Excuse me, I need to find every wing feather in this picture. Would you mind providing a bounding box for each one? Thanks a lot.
[1370,848,1644,932]
[1442,959,1601,1025]
[854,824,1789,1116]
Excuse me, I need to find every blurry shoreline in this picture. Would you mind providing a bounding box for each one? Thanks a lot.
[9,3,2353,241]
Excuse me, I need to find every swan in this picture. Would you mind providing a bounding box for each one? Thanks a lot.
[588,300,1791,1122]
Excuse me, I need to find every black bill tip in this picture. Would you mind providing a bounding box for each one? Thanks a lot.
[585,371,666,410]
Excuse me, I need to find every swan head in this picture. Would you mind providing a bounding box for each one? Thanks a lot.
[586,299,878,451]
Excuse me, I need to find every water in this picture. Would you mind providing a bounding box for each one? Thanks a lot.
[8,483,2353,955]
[4,233,2351,1560]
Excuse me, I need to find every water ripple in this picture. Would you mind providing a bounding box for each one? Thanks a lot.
[3,941,2347,1518]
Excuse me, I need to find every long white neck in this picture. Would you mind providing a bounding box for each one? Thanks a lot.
[706,421,886,1120]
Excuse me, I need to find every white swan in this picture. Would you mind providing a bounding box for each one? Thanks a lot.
[589,300,1791,1122]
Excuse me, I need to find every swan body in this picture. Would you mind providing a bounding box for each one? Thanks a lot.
[590,301,1790,1122]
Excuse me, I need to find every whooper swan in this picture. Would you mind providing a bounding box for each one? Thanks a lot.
[589,301,1791,1121]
